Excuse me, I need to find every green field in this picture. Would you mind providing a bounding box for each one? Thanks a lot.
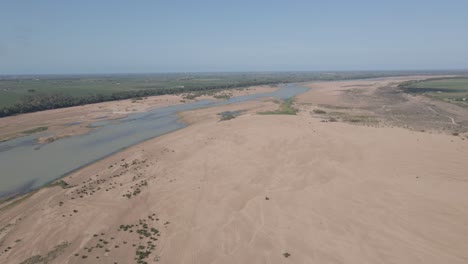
[401,77,468,107]
[0,74,248,107]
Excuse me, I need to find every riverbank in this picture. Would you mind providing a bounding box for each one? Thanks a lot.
[1,76,468,264]
[0,85,278,143]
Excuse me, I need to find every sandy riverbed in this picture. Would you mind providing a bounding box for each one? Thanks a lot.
[1,77,468,264]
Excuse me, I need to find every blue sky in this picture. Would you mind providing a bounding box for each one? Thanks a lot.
[1,0,467,74]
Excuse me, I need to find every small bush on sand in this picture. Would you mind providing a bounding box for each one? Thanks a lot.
[220,114,236,121]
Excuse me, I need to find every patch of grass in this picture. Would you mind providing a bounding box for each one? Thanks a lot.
[258,98,297,115]
[313,109,326,114]
[328,111,347,116]
[220,114,236,121]
[48,180,72,189]
[218,110,243,121]
[22,126,48,134]
[342,115,379,124]
[213,93,232,100]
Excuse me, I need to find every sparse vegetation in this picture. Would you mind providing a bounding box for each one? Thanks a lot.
[48,180,71,189]
[116,215,161,263]
[258,98,298,115]
[22,126,48,134]
[19,242,69,264]
[123,179,148,199]
[182,93,200,100]
[218,110,244,121]
[319,112,378,125]
[313,109,326,114]
[213,93,232,100]
[342,115,378,124]
[220,114,236,121]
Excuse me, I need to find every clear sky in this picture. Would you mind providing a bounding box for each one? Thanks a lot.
[1,0,467,74]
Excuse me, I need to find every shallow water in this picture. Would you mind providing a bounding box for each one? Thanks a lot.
[0,84,308,197]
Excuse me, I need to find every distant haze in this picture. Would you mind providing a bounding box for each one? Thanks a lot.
[1,0,468,74]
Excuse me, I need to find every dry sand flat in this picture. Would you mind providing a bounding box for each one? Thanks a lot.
[1,77,468,263]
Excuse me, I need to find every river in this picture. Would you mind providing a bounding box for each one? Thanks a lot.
[0,84,308,197]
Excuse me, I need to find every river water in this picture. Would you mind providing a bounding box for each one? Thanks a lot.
[0,84,308,197]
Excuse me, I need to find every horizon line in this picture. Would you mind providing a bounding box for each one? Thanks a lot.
[2,69,468,77]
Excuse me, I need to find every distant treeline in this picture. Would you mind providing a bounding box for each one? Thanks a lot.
[1,72,462,117]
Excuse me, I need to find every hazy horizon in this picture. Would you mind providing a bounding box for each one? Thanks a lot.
[2,69,468,78]
[1,1,468,74]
